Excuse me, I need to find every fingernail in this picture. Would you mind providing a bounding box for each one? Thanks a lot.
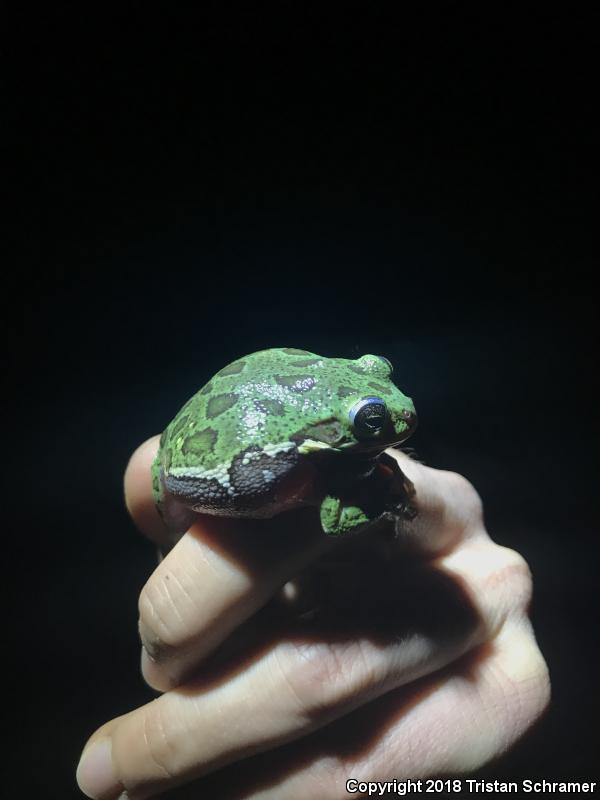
[76,737,122,799]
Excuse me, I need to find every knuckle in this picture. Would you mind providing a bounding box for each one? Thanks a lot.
[527,645,552,713]
[486,546,534,616]
[138,576,187,658]
[468,545,535,642]
[274,640,384,720]
[448,543,536,644]
[444,471,485,525]
[491,624,551,739]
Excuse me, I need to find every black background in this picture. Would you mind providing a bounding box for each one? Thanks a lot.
[7,4,599,797]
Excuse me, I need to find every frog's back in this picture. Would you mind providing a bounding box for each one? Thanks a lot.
[160,347,403,475]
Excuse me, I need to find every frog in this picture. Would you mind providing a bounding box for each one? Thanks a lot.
[152,348,418,538]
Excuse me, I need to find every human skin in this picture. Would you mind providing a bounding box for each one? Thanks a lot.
[77,439,550,799]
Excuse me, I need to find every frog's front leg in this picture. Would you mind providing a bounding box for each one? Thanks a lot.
[318,451,417,536]
[378,450,418,521]
[319,495,372,536]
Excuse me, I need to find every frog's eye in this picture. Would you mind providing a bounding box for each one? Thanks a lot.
[376,355,393,374]
[349,396,388,439]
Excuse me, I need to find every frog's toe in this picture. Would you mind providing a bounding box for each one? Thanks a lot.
[319,495,343,535]
[319,495,371,536]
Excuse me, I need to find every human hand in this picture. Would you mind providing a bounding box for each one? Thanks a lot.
[76,440,550,799]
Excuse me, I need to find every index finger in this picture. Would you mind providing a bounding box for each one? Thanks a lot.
[125,437,335,690]
[124,436,174,551]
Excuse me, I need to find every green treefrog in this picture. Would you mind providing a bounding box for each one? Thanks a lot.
[152,348,417,537]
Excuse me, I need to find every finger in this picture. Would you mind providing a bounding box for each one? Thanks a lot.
[77,532,538,800]
[125,437,335,689]
[191,620,549,800]
[138,510,335,691]
[124,436,172,549]
[388,449,486,555]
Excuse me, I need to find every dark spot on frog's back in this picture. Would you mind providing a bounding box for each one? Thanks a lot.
[348,365,366,376]
[297,419,344,446]
[199,381,213,395]
[255,398,285,416]
[368,381,392,395]
[289,358,322,368]
[207,393,238,418]
[337,385,358,399]
[217,360,247,377]
[282,348,311,356]
[275,375,317,392]
[182,427,219,456]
